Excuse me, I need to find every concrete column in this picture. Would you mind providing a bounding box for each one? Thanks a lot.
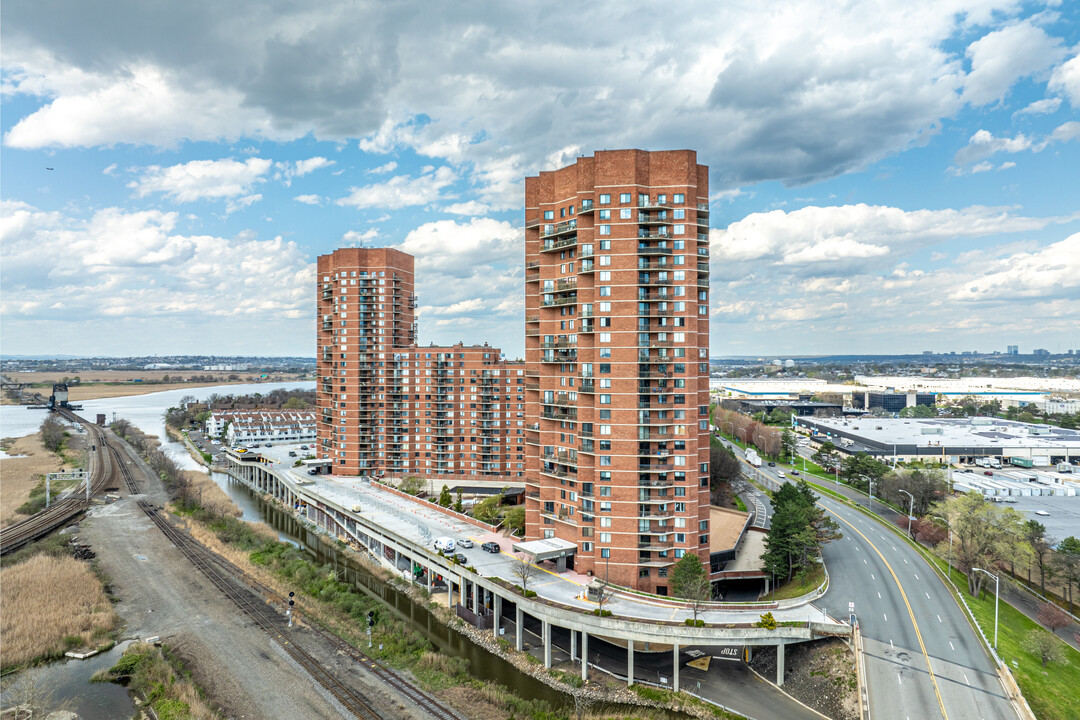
[493,594,502,638]
[571,629,577,661]
[448,579,453,607]
[515,607,523,651]
[746,645,752,663]
[673,642,680,692]
[581,632,589,682]
[627,640,634,686]
[427,565,433,592]
[543,620,551,668]
[472,581,479,614]
[776,643,785,687]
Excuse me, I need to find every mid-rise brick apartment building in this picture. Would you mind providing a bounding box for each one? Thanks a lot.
[316,248,526,481]
[523,150,711,593]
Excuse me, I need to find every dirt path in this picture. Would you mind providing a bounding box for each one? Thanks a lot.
[80,434,351,720]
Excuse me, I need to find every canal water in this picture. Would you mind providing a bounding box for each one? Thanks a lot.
[2,384,693,719]
[0,642,136,720]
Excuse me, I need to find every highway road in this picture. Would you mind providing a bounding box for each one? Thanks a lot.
[728,438,1019,720]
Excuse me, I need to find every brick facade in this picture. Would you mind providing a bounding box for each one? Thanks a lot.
[523,150,712,593]
[316,248,526,480]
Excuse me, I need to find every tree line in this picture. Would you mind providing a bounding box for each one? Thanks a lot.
[761,481,842,584]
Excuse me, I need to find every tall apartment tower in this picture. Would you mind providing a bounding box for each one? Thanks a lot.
[523,150,711,594]
[316,248,417,475]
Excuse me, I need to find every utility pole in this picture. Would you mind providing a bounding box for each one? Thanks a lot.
[898,489,915,538]
[972,568,1000,651]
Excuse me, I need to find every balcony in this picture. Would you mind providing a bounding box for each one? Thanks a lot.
[547,392,576,407]
[541,339,577,350]
[540,465,576,479]
[542,450,578,464]
[541,295,577,307]
[541,349,577,363]
[579,259,595,273]
[697,233,709,243]
[554,278,578,292]
[637,199,672,211]
[639,275,674,287]
[541,236,577,253]
[579,199,594,213]
[541,219,578,238]
[638,537,675,550]
[526,314,540,323]
[541,406,578,421]
[638,477,674,488]
[579,320,595,334]
[637,211,670,225]
[697,202,710,213]
[638,306,674,316]
[698,277,710,287]
[637,243,673,255]
[578,380,595,393]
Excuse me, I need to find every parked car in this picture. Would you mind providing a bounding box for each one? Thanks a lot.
[454,553,468,565]
[481,542,500,553]
[288,451,297,457]
[983,471,994,476]
[300,445,309,450]
[458,538,474,548]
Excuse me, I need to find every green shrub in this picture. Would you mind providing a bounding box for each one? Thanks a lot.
[684,618,706,627]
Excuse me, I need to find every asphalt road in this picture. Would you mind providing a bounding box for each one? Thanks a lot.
[740,450,1019,720]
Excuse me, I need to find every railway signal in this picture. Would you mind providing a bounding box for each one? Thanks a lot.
[288,591,295,627]
[367,610,375,647]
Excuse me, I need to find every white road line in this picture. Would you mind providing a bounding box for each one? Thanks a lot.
[937,615,942,623]
[884,613,888,622]
[914,573,919,580]
[863,558,868,564]
[903,558,909,564]
[925,592,931,599]
[949,641,955,651]
[878,592,882,599]
[890,639,894,649]
[871,574,875,580]
[963,672,969,685]
[898,674,902,686]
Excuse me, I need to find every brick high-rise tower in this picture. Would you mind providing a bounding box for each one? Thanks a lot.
[316,248,417,475]
[523,150,711,594]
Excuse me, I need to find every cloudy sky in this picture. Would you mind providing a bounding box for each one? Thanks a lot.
[2,1,1078,359]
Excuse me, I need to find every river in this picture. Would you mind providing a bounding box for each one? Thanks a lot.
[2,383,692,718]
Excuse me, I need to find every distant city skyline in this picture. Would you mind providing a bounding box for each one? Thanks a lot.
[1,1,1078,358]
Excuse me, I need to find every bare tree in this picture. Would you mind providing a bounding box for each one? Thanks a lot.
[1036,602,1072,636]
[684,574,712,626]
[40,416,66,453]
[512,552,539,595]
[593,580,615,615]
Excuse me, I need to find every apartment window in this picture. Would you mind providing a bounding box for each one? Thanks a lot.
[600,485,611,496]
[560,207,566,218]
[600,501,612,511]
[620,193,631,204]
[599,363,611,373]
[581,542,593,552]
[569,204,575,215]
[673,208,685,220]
[600,517,611,527]
[600,532,611,543]
[639,569,650,578]
[601,548,610,558]
[620,208,632,219]
[598,271,611,281]
[544,529,555,538]
[599,225,611,235]
[599,394,611,404]
[599,193,611,204]
[600,455,611,465]
[600,240,611,250]
[598,209,610,220]
[599,255,611,266]
[544,210,554,220]
[674,224,685,235]
[599,333,611,343]
[674,193,685,203]
[676,533,686,543]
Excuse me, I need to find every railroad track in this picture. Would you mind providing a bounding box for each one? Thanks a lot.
[135,498,396,720]
[0,409,116,555]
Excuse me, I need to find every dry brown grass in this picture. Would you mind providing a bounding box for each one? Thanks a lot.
[183,471,242,520]
[0,432,69,527]
[0,554,118,669]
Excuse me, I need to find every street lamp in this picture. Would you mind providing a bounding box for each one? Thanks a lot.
[971,567,1000,651]
[898,489,915,538]
[932,515,952,577]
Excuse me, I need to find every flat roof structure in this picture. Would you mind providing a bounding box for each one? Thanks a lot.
[512,537,577,562]
[798,416,1080,464]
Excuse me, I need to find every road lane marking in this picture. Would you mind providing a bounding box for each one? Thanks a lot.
[914,574,919,580]
[864,558,868,564]
[926,592,931,599]
[963,672,969,685]
[827,507,950,720]
[884,613,888,622]
[938,615,942,623]
[949,641,955,651]
[871,574,875,580]
[878,592,882,599]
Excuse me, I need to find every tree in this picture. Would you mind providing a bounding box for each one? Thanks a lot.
[812,441,840,472]
[512,553,539,595]
[1036,602,1071,636]
[437,484,452,508]
[761,481,841,582]
[1023,520,1056,596]
[454,489,464,513]
[1056,536,1080,614]
[398,475,424,496]
[503,506,526,536]
[40,416,66,453]
[780,429,797,461]
[683,574,712,626]
[932,492,1029,597]
[1021,630,1067,668]
[593,579,615,616]
[899,405,935,418]
[670,552,707,598]
[841,453,890,492]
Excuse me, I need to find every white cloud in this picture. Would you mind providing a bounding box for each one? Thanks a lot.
[275,156,335,186]
[342,228,379,245]
[336,166,456,209]
[129,157,272,202]
[1049,53,1080,107]
[3,64,283,149]
[1014,97,1061,116]
[962,21,1065,106]
[225,193,262,214]
[0,201,313,326]
[953,129,1034,165]
[367,161,397,174]
[293,193,323,205]
[102,163,117,175]
[442,200,490,215]
[951,234,1080,303]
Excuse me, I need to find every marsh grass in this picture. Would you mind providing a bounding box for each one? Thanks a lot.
[97,642,222,720]
[0,554,117,669]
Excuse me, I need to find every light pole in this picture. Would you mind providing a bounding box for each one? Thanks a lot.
[972,567,1000,651]
[898,489,915,538]
[932,516,952,577]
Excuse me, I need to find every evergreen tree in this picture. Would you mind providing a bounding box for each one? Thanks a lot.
[670,552,706,598]
[437,484,452,508]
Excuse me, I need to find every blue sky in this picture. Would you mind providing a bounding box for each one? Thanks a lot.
[1,1,1078,359]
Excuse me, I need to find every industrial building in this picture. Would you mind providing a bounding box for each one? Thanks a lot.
[797,416,1080,466]
[315,248,526,482]
[522,149,712,593]
[851,391,936,412]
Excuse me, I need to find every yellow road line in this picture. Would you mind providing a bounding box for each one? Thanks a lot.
[828,508,949,720]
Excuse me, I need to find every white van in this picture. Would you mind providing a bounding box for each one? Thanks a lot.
[433,537,456,553]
